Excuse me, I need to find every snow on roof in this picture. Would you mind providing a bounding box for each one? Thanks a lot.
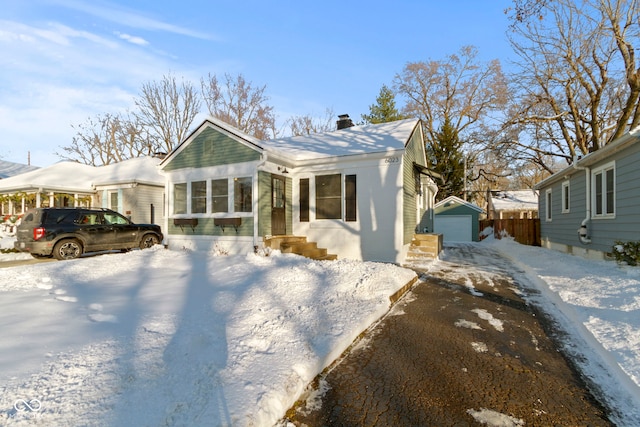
[92,156,164,186]
[261,118,420,162]
[491,190,539,211]
[435,195,484,212]
[0,157,163,193]
[0,160,39,179]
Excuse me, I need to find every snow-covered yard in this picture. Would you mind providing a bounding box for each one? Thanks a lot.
[0,231,416,426]
[1,229,639,426]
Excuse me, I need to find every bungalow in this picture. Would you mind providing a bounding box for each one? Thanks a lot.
[534,126,640,260]
[159,116,438,263]
[0,156,165,225]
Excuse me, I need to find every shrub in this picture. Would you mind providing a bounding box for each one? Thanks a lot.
[612,241,640,266]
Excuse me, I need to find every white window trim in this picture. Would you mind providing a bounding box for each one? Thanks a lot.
[591,161,616,219]
[561,181,570,213]
[545,188,552,222]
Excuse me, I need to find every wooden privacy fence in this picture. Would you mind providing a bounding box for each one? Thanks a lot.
[480,219,541,246]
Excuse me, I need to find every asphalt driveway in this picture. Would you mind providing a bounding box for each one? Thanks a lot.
[285,243,612,426]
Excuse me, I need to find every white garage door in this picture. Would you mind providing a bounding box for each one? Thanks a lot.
[434,215,472,242]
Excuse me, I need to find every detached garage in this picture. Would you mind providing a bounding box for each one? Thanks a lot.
[434,196,484,242]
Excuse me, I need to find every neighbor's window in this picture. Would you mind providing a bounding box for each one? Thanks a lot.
[173,183,187,214]
[316,174,341,219]
[561,181,570,213]
[545,188,552,221]
[109,191,118,211]
[345,174,357,222]
[234,177,252,212]
[191,181,207,214]
[299,178,309,222]
[211,179,228,213]
[593,162,615,217]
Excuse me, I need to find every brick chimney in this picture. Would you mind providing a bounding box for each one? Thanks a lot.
[336,114,354,130]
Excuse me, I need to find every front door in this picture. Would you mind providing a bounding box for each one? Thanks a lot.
[271,174,286,235]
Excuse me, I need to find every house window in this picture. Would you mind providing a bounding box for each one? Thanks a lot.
[593,162,615,217]
[109,191,119,211]
[345,175,357,222]
[561,181,570,213]
[234,177,252,212]
[299,178,309,222]
[211,179,228,213]
[316,174,341,219]
[173,183,187,214]
[545,189,552,221]
[191,181,207,214]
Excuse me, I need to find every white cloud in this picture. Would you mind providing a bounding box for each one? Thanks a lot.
[47,0,216,40]
[115,32,149,46]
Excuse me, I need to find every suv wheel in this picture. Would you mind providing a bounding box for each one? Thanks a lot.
[140,234,159,249]
[53,239,83,260]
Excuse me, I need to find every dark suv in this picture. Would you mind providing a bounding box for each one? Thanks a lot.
[15,208,163,260]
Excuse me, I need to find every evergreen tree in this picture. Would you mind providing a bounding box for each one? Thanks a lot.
[361,85,406,124]
[429,117,467,202]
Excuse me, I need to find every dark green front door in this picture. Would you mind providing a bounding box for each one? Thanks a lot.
[271,174,286,235]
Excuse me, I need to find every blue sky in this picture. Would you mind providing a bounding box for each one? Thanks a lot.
[1,0,516,166]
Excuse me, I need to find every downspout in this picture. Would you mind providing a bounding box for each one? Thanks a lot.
[254,153,268,250]
[573,159,592,244]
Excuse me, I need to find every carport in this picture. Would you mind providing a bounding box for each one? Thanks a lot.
[434,196,484,242]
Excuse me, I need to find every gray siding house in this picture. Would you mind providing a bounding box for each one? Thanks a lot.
[535,126,640,260]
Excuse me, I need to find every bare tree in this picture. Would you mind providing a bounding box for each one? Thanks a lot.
[58,113,152,166]
[502,0,640,172]
[135,73,201,154]
[287,108,336,136]
[394,46,509,148]
[505,0,550,23]
[394,46,509,195]
[201,73,276,139]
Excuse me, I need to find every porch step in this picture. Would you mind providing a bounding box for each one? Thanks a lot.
[404,233,443,266]
[264,235,337,261]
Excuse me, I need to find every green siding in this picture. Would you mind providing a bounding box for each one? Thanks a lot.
[258,171,270,236]
[402,126,425,244]
[168,216,254,236]
[164,127,261,171]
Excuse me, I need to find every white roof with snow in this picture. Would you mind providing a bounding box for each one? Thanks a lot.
[0,157,163,193]
[261,118,420,162]
[490,190,539,211]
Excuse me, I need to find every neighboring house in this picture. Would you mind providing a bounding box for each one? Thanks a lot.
[486,189,539,219]
[159,116,438,263]
[0,156,165,225]
[434,196,484,242]
[0,159,39,179]
[535,126,640,260]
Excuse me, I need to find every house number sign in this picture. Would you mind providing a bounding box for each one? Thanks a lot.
[385,156,400,164]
